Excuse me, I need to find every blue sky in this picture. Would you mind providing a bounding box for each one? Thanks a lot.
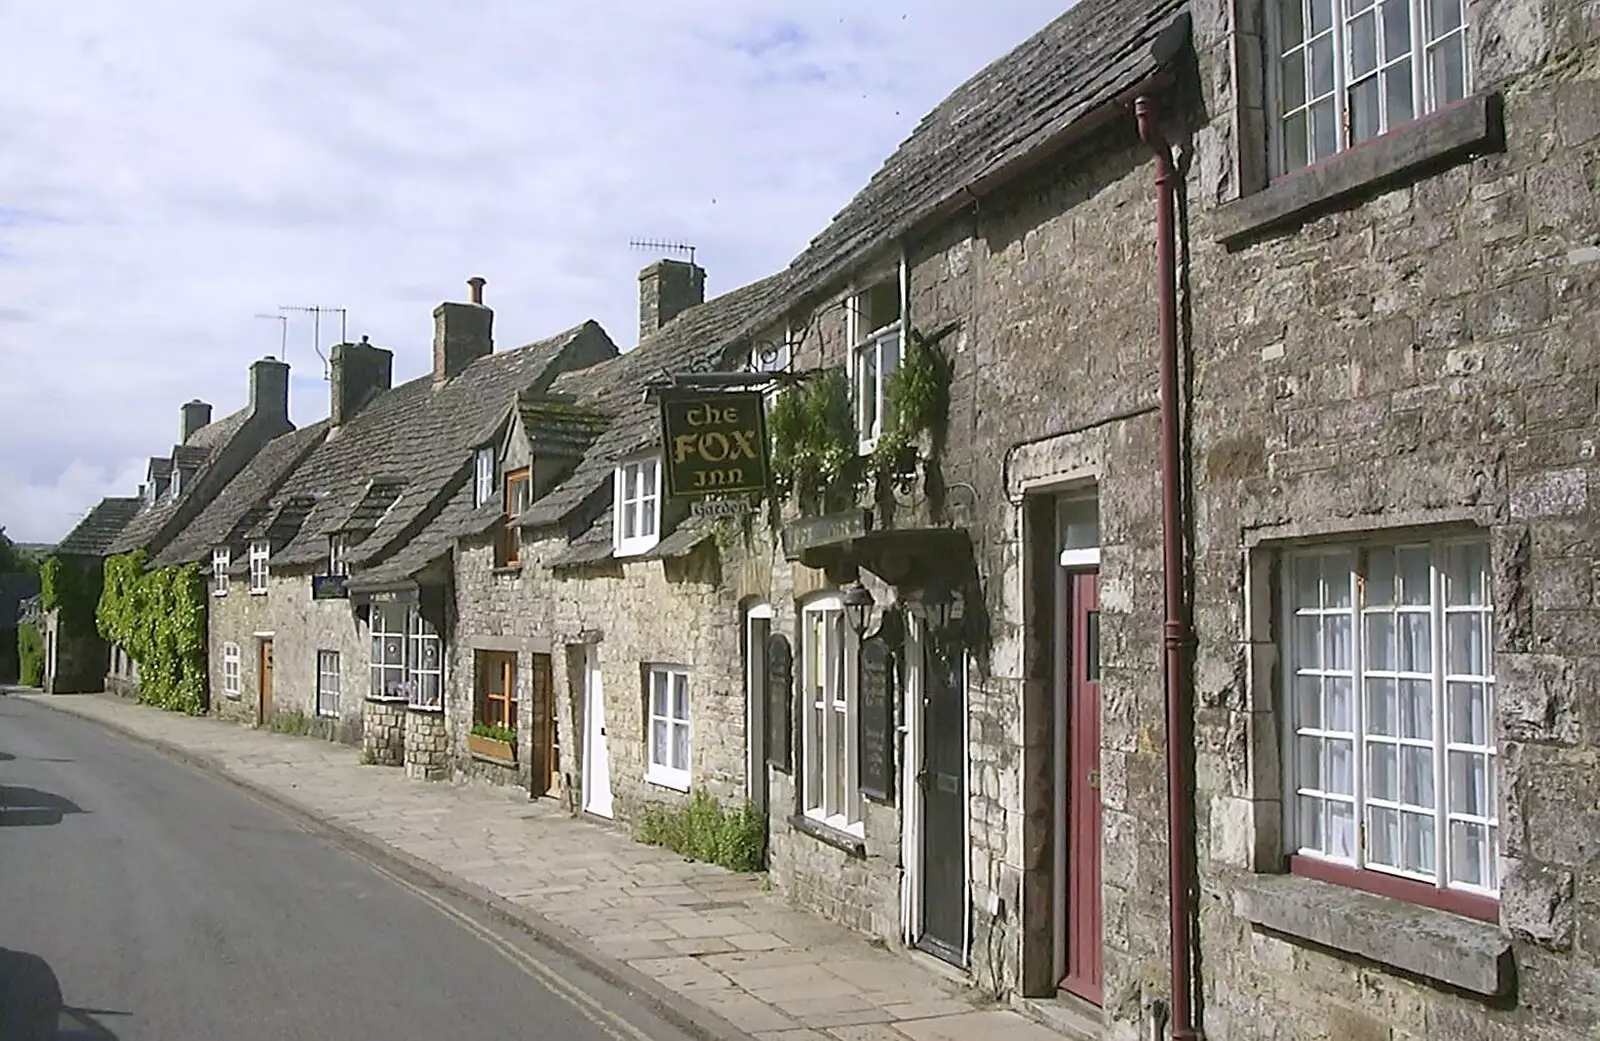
[0,1,1072,544]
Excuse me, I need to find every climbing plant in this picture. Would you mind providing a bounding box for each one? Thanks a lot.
[96,550,209,715]
[767,367,858,515]
[17,622,43,686]
[869,328,952,478]
[39,554,104,633]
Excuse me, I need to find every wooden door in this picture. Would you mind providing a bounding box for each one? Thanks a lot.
[1059,570,1102,1003]
[530,653,556,797]
[918,628,967,964]
[258,638,275,724]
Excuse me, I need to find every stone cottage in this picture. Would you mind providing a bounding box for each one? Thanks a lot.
[34,496,139,692]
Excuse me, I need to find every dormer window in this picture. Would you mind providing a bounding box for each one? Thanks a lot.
[211,548,230,596]
[473,447,495,508]
[248,540,270,593]
[328,535,348,577]
[145,483,157,508]
[169,469,182,501]
[613,456,660,557]
[850,272,904,453]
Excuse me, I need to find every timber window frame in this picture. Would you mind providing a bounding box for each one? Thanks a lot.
[473,446,496,508]
[613,456,661,558]
[475,650,518,729]
[1264,0,1472,178]
[500,467,531,566]
[316,650,341,718]
[848,267,906,454]
[1279,534,1498,921]
[212,548,230,596]
[645,665,691,791]
[222,641,241,697]
[800,594,863,837]
[248,540,270,594]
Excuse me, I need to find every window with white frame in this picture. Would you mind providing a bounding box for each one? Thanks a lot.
[850,277,903,452]
[613,457,660,556]
[1284,537,1498,901]
[248,540,270,593]
[370,605,408,698]
[408,611,443,709]
[1268,0,1471,176]
[145,483,157,508]
[222,641,241,697]
[646,665,691,790]
[748,332,791,375]
[473,447,495,508]
[367,604,443,709]
[169,469,183,501]
[316,650,341,717]
[328,534,348,577]
[211,548,230,596]
[801,595,862,834]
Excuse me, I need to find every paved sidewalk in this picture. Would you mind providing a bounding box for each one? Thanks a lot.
[14,691,1067,1041]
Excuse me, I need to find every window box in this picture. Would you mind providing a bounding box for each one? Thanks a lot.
[468,726,517,765]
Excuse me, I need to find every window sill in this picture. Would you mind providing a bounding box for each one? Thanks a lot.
[492,564,522,576]
[364,694,410,704]
[1234,872,1513,998]
[212,590,228,598]
[613,539,659,559]
[1214,92,1503,248]
[646,766,690,792]
[249,589,268,596]
[470,750,517,769]
[788,813,867,859]
[405,704,445,714]
[222,691,241,700]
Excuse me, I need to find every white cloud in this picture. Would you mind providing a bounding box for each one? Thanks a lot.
[0,0,1072,543]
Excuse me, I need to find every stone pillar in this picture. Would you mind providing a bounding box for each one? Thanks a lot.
[403,708,449,781]
[362,698,406,766]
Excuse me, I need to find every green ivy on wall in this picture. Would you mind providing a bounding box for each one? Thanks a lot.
[17,622,43,686]
[39,554,104,633]
[767,367,858,515]
[96,550,209,715]
[870,328,951,477]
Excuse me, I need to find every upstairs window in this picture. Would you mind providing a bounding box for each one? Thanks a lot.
[211,548,230,596]
[248,540,270,594]
[473,447,495,508]
[169,469,182,501]
[850,276,903,452]
[500,468,531,566]
[145,483,157,508]
[613,457,660,557]
[1268,0,1471,176]
[328,535,348,577]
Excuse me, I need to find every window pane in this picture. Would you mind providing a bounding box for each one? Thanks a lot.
[1299,795,1325,850]
[1311,98,1338,159]
[1326,676,1353,731]
[1366,677,1397,736]
[1296,674,1323,728]
[1326,738,1354,795]
[1365,548,1396,606]
[1399,679,1433,740]
[1365,613,1396,670]
[623,503,638,539]
[651,673,668,717]
[1448,682,1488,745]
[1427,0,1463,36]
[1399,612,1431,673]
[671,721,689,771]
[1328,801,1356,859]
[1445,543,1487,606]
[1281,49,1307,111]
[1346,0,1374,12]
[1368,804,1400,865]
[1279,0,1305,47]
[1350,11,1378,78]
[1309,0,1333,34]
[1294,615,1321,669]
[1448,750,1489,817]
[1284,110,1310,171]
[1400,745,1435,807]
[1447,613,1487,676]
[1385,62,1416,126]
[1323,613,1353,670]
[829,708,846,814]
[1293,557,1322,610]
[1398,547,1432,605]
[1450,820,1490,888]
[1298,736,1323,789]
[1368,743,1398,801]
[652,718,668,766]
[1350,76,1381,143]
[1402,811,1435,874]
[1324,553,1353,607]
[1310,36,1336,97]
[672,674,688,720]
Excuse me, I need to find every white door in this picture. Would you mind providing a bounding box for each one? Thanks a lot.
[582,645,614,819]
[744,603,773,812]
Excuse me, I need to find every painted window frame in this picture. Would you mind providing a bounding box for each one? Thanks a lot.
[369,604,409,700]
[407,611,443,710]
[169,468,182,501]
[327,534,348,577]
[248,539,270,594]
[473,446,496,508]
[1264,0,1472,179]
[1280,534,1498,922]
[849,264,907,454]
[316,649,341,718]
[645,665,691,791]
[474,651,518,729]
[800,594,864,836]
[500,467,532,566]
[211,547,230,596]
[222,641,241,697]
[613,456,661,557]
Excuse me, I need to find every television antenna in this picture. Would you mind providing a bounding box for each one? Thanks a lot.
[253,313,288,359]
[278,305,347,381]
[629,239,697,265]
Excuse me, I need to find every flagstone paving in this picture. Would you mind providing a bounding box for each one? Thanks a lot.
[14,691,1075,1041]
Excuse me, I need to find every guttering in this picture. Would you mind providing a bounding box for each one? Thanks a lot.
[1134,90,1201,1041]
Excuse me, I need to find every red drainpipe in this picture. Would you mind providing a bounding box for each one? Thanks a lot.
[1134,92,1200,1041]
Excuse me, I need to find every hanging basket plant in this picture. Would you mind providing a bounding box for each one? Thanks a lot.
[768,367,859,515]
[870,327,951,480]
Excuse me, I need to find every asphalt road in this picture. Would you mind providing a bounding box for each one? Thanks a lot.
[0,695,704,1041]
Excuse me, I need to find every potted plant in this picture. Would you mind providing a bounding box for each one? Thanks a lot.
[468,722,517,764]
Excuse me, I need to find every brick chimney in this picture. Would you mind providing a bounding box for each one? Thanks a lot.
[433,277,493,386]
[638,260,705,341]
[249,356,290,422]
[330,336,394,426]
[180,399,212,443]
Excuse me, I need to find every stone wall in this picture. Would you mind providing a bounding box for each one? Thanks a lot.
[362,698,405,765]
[404,707,448,780]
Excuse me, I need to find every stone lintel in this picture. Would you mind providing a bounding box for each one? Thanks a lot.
[1214,92,1504,248]
[1235,873,1514,997]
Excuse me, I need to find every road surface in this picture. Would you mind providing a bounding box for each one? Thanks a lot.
[0,694,702,1041]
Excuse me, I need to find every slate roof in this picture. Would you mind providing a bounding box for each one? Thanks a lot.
[185,407,249,450]
[54,498,142,557]
[171,445,209,470]
[784,0,1189,294]
[151,421,330,567]
[346,469,474,591]
[517,394,610,458]
[265,322,609,571]
[146,458,173,481]
[523,274,794,531]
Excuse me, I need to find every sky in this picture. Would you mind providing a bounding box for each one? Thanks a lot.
[0,0,1073,545]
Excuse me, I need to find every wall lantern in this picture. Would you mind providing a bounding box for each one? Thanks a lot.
[841,582,876,639]
[918,576,966,638]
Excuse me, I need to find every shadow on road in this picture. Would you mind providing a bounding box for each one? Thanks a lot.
[0,947,126,1040]
[0,786,86,827]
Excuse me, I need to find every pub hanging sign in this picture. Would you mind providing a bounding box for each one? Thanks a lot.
[659,390,771,499]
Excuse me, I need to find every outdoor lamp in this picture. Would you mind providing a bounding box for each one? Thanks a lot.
[841,582,875,638]
[920,577,965,636]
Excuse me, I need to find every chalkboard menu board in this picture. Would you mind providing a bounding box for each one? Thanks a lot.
[765,633,793,773]
[857,637,896,803]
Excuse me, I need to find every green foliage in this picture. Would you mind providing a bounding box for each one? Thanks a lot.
[635,789,767,873]
[870,330,951,476]
[768,367,858,514]
[17,622,44,686]
[0,527,40,577]
[39,555,103,632]
[470,722,516,743]
[269,709,313,736]
[96,550,208,715]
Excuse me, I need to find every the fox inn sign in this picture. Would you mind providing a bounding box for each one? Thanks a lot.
[659,390,771,499]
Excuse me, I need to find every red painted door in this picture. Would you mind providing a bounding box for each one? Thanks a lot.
[1060,570,1102,1004]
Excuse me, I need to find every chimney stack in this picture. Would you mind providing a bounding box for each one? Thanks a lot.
[249,356,290,422]
[638,259,706,342]
[432,278,494,386]
[330,335,394,426]
[180,399,212,443]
